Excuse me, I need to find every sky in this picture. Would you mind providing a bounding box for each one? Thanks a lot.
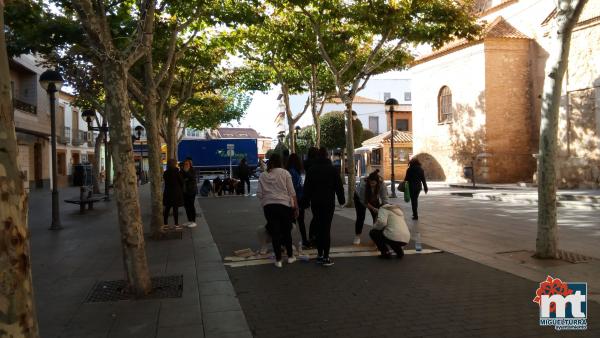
[230,70,412,139]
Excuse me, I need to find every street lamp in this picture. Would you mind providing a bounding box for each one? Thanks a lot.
[39,69,64,230]
[294,125,301,153]
[132,126,144,182]
[385,98,400,198]
[82,109,110,201]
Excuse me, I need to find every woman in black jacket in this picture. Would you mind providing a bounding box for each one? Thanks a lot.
[403,158,428,220]
[181,158,197,227]
[303,147,345,267]
[163,159,184,228]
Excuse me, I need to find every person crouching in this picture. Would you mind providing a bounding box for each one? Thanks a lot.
[369,204,410,259]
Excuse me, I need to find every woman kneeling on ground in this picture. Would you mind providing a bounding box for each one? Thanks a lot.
[353,169,388,245]
[369,204,410,259]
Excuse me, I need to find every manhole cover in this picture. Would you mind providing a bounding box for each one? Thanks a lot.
[85,275,183,303]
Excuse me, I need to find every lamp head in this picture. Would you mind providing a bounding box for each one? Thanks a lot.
[82,109,95,125]
[39,69,64,93]
[134,125,144,138]
[384,98,400,113]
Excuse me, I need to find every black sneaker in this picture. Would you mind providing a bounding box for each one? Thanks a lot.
[322,258,334,267]
[316,256,324,264]
[378,253,392,259]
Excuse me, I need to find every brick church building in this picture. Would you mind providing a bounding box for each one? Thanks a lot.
[410,0,600,188]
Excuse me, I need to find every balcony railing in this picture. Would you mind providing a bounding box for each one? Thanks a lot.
[58,126,71,144]
[14,99,37,114]
[71,130,85,146]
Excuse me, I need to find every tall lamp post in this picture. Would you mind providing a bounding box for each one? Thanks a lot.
[39,69,64,230]
[294,125,301,153]
[132,126,144,181]
[385,98,400,198]
[82,109,110,200]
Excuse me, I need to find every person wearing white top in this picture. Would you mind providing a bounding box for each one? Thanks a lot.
[257,153,299,268]
[369,204,411,259]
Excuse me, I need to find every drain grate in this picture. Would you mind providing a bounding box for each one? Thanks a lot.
[556,250,594,264]
[85,275,183,303]
[146,230,183,240]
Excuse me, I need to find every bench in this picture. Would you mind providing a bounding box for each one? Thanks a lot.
[64,187,106,214]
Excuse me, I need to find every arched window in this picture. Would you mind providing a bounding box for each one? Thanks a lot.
[438,86,453,123]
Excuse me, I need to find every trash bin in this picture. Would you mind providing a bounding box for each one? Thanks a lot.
[463,166,473,179]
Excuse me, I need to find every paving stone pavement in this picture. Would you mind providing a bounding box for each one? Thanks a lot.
[199,195,600,338]
[28,185,250,338]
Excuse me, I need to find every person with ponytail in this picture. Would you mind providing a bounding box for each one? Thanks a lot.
[353,169,388,245]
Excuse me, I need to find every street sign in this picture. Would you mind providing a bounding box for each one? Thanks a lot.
[227,144,235,150]
[227,149,235,157]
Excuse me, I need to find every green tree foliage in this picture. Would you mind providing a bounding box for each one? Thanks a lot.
[320,111,362,150]
[361,129,375,143]
[185,89,252,131]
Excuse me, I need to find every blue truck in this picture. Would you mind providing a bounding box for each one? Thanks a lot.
[177,139,259,174]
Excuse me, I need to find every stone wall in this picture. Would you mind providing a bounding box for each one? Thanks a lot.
[484,38,536,183]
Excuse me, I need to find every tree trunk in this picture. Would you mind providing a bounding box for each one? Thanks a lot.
[144,100,165,238]
[92,131,104,194]
[0,3,40,336]
[288,122,296,153]
[344,101,356,207]
[102,62,152,295]
[314,116,321,148]
[166,114,178,162]
[536,0,587,258]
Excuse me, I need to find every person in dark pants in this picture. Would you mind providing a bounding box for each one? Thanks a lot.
[238,158,251,195]
[369,204,410,258]
[403,158,428,220]
[353,169,388,245]
[303,147,345,267]
[257,153,299,268]
[181,158,197,228]
[163,159,184,229]
[300,147,318,246]
[286,153,306,245]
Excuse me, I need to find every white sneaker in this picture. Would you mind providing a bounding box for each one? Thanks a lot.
[182,222,191,227]
[353,235,361,245]
[287,256,297,264]
[274,261,283,268]
[186,222,197,228]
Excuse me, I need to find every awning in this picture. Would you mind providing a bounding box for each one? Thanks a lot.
[354,144,381,153]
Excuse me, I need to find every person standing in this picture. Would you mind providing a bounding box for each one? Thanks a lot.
[181,158,198,228]
[303,147,345,267]
[353,169,388,245]
[286,154,308,247]
[163,159,184,229]
[403,158,428,220]
[257,153,299,268]
[369,204,410,258]
[301,147,318,246]
[238,158,251,195]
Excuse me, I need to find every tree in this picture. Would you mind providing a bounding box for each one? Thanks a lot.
[66,0,156,295]
[320,111,362,151]
[0,0,39,335]
[536,0,588,258]
[291,0,481,206]
[361,129,375,143]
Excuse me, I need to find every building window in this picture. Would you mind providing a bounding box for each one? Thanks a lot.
[404,92,411,101]
[395,119,409,131]
[371,149,382,165]
[393,148,412,163]
[438,86,453,123]
[369,116,379,134]
[383,92,391,101]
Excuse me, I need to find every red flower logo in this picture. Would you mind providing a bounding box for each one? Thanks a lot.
[533,276,573,313]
